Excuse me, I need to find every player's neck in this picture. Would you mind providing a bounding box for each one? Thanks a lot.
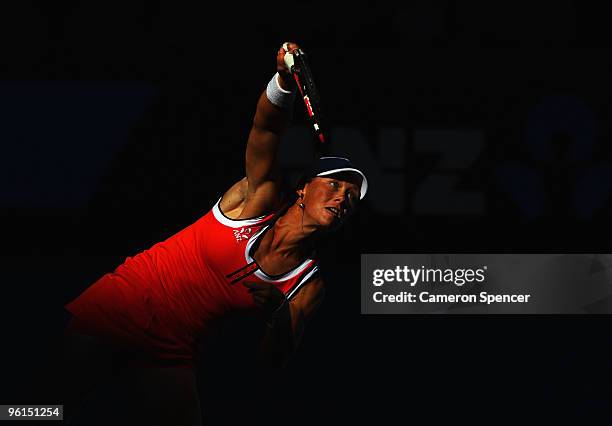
[266,205,318,258]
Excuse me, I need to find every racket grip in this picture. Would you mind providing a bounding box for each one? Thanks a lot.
[283,43,296,71]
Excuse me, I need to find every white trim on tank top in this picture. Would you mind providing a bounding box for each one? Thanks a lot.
[212,197,269,228]
[244,225,315,283]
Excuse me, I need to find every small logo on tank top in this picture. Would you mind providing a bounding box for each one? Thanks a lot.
[233,227,252,242]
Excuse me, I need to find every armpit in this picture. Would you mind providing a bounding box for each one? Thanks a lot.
[220,178,248,219]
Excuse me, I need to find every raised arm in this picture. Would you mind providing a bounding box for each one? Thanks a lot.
[237,42,300,217]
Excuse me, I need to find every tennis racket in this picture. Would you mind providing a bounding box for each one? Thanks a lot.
[283,43,327,157]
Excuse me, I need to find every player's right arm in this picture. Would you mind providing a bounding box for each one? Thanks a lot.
[221,42,300,219]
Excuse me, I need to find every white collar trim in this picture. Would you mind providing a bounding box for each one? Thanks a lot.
[212,198,268,228]
[244,225,314,283]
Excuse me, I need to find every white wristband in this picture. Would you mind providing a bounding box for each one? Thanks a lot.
[266,72,296,108]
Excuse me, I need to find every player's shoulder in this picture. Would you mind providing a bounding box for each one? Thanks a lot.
[220,178,248,219]
[234,179,282,219]
[218,177,285,221]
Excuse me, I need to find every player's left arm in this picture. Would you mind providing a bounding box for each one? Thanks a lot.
[243,277,325,367]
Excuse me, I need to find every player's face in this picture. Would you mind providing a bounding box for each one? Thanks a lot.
[300,173,361,230]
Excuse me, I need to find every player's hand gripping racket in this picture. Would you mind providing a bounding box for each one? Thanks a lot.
[283,43,327,157]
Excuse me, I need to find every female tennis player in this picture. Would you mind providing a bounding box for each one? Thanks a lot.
[62,42,367,426]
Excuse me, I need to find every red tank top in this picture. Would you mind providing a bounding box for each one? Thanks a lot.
[65,198,319,368]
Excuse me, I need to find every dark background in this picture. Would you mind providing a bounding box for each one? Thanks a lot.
[2,1,612,423]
